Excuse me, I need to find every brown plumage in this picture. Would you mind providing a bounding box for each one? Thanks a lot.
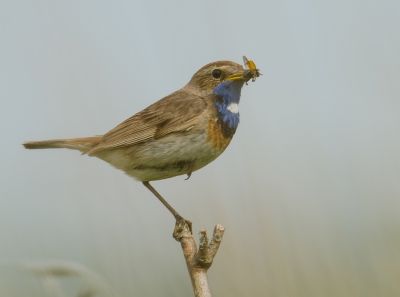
[23,137,101,151]
[88,91,207,154]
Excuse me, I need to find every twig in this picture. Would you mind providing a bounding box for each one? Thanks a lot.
[175,222,225,297]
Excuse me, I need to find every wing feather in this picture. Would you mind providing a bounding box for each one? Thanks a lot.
[88,90,207,154]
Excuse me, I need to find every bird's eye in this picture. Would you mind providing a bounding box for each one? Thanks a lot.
[212,69,222,79]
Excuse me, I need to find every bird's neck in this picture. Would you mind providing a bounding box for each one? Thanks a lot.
[213,80,243,131]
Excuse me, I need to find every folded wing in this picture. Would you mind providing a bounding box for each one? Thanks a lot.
[88,90,208,154]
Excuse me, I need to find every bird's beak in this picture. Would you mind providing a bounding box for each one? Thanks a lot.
[225,71,246,81]
[225,69,260,82]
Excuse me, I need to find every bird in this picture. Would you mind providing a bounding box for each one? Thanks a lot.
[23,56,260,238]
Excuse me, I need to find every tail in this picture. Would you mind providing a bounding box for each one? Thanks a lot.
[23,136,102,153]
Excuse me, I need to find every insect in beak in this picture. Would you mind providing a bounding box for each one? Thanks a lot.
[243,56,261,84]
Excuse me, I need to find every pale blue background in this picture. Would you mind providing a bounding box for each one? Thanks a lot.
[1,1,400,296]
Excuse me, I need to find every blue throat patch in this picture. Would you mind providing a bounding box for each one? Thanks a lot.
[213,80,243,128]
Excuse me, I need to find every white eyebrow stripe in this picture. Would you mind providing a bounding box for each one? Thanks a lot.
[227,103,239,114]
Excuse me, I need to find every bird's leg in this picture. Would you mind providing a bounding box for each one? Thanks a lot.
[142,181,192,239]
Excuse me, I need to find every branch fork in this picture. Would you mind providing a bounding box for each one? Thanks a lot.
[175,221,225,297]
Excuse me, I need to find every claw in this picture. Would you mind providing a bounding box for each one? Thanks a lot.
[184,161,195,180]
[173,217,192,240]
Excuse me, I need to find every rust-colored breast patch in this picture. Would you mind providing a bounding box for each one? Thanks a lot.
[206,120,233,151]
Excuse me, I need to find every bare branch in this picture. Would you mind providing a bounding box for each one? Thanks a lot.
[175,221,225,297]
[208,224,225,259]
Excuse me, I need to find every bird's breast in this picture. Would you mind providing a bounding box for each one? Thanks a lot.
[206,118,236,151]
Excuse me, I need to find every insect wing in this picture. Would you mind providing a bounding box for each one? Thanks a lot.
[248,60,256,70]
[243,56,250,69]
[243,56,257,70]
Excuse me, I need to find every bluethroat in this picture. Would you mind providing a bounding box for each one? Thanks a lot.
[24,56,260,238]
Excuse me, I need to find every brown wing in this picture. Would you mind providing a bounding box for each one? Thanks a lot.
[88,90,208,154]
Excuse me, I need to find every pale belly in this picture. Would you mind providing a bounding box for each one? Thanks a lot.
[92,129,231,181]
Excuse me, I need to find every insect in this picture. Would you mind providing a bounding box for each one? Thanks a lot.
[243,56,261,83]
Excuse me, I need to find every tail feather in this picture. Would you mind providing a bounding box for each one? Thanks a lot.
[23,136,102,153]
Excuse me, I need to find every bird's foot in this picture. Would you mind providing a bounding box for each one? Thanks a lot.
[177,160,195,180]
[173,216,192,241]
[185,161,195,180]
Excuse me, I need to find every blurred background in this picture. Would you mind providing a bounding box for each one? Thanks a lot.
[1,1,400,296]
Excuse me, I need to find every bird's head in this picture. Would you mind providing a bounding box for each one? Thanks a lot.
[186,59,259,94]
[186,57,260,130]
